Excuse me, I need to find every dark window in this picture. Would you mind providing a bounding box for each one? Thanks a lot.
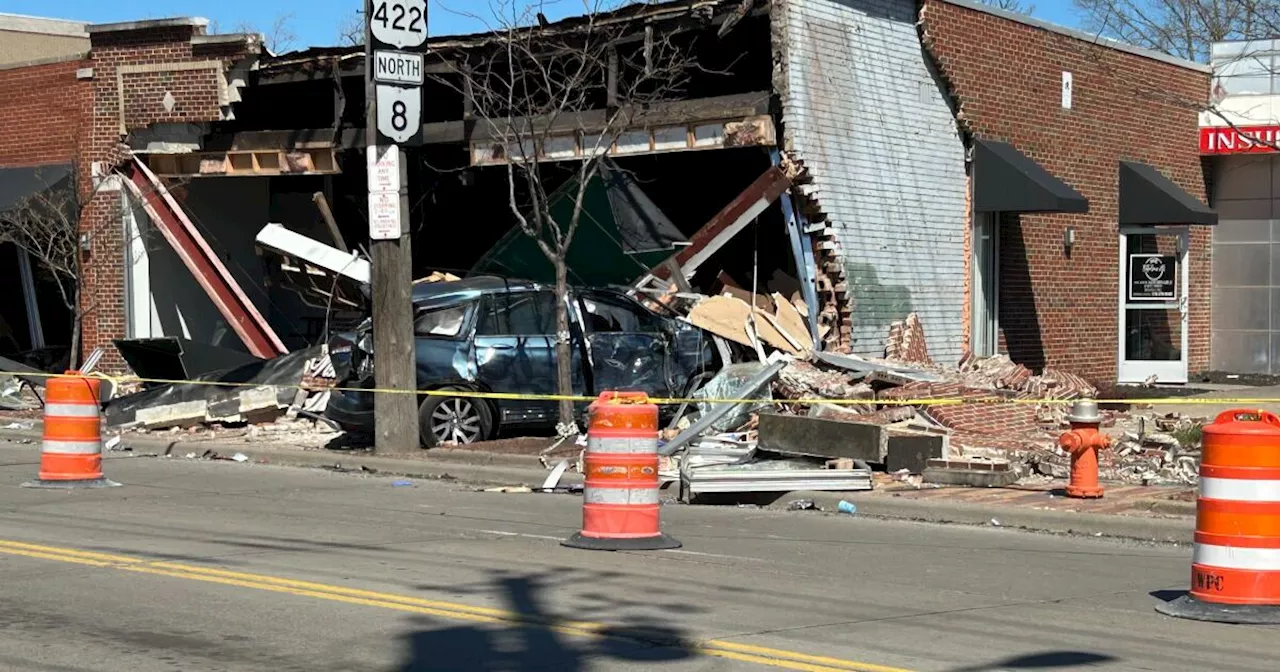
[413,303,472,337]
[580,293,661,333]
[476,291,557,335]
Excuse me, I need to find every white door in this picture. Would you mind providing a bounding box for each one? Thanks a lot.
[972,212,999,357]
[1117,226,1190,384]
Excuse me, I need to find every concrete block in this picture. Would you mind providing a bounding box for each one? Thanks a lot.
[758,412,885,462]
[924,457,1017,487]
[922,467,1020,488]
[886,434,945,474]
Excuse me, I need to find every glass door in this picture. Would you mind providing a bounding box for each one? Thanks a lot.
[1118,227,1190,383]
[972,212,999,357]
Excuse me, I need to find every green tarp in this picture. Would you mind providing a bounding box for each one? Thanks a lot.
[470,161,685,286]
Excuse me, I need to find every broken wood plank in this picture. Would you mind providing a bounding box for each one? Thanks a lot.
[772,292,814,352]
[687,295,800,355]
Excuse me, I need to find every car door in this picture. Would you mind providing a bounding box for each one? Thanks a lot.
[577,291,672,397]
[411,301,478,387]
[472,290,584,426]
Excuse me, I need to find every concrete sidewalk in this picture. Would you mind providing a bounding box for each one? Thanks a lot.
[0,423,1195,544]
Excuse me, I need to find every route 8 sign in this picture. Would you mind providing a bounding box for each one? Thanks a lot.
[376,84,422,144]
[367,0,426,146]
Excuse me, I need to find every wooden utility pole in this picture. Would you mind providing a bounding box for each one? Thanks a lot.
[365,0,424,452]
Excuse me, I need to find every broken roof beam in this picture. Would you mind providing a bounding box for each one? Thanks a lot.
[255,223,371,285]
[204,91,771,151]
[122,157,288,359]
[651,164,793,282]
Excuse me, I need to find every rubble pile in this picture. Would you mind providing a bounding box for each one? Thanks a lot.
[104,345,340,435]
[657,309,1205,496]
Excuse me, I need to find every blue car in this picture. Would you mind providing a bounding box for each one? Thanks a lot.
[325,276,718,447]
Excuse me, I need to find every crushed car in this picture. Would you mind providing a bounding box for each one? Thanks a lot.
[325,276,718,447]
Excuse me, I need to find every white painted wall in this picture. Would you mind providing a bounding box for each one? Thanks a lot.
[778,0,969,363]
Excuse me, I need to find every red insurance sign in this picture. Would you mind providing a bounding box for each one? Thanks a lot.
[1201,125,1280,154]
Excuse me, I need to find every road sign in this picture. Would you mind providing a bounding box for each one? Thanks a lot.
[368,190,402,240]
[369,0,427,49]
[375,84,422,144]
[373,50,424,85]
[367,145,401,192]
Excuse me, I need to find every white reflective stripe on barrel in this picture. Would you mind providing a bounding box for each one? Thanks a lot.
[41,440,102,455]
[43,403,101,418]
[1193,543,1280,571]
[584,486,661,505]
[1200,477,1280,502]
[588,436,657,454]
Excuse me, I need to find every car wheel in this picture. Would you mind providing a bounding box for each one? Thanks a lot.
[419,389,493,448]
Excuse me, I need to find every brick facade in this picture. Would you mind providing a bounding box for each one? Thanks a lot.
[920,0,1213,382]
[0,57,90,169]
[75,24,251,372]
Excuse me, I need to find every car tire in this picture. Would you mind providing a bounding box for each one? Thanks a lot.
[418,388,493,449]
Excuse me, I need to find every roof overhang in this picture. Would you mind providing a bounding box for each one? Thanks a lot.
[1118,160,1217,226]
[972,139,1088,214]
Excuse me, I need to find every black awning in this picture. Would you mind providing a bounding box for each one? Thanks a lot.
[0,164,72,216]
[972,139,1089,214]
[1119,160,1217,226]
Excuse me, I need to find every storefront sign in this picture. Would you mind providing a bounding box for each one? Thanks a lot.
[1200,125,1280,154]
[1128,254,1177,301]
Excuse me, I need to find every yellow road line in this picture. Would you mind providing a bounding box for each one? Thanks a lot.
[0,538,913,672]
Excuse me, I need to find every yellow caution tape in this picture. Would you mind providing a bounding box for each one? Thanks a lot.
[5,366,1269,409]
[1,369,1272,407]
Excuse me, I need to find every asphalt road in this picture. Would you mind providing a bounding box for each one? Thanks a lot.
[0,441,1274,672]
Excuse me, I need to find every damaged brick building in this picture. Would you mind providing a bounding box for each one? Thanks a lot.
[0,0,1214,385]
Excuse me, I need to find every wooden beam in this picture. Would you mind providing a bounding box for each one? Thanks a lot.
[205,91,772,150]
[651,165,793,281]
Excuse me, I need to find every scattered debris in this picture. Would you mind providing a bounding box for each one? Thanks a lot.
[231,453,250,463]
[540,460,571,492]
[105,436,123,452]
[837,500,857,515]
[392,480,414,487]
[484,486,534,493]
[787,499,819,511]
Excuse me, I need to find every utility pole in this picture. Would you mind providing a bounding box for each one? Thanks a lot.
[365,0,425,452]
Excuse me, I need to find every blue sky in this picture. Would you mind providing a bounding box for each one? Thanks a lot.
[2,0,1083,50]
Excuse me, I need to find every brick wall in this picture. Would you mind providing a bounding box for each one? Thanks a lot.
[78,25,244,372]
[0,57,90,169]
[920,0,1212,383]
[775,0,969,364]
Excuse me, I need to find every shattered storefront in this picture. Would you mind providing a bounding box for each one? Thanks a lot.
[1,0,1214,391]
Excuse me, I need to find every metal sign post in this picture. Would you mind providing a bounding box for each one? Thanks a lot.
[366,0,424,452]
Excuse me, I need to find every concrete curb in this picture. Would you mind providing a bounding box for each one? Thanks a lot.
[0,426,1192,542]
[0,426,582,488]
[768,491,1193,544]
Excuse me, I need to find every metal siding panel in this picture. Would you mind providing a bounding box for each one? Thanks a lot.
[783,0,968,363]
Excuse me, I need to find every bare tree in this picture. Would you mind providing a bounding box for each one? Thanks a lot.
[237,13,299,54]
[433,0,698,433]
[0,168,90,368]
[338,10,365,47]
[983,0,1035,14]
[1074,0,1280,62]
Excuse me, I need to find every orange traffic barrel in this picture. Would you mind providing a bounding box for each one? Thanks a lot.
[23,371,119,489]
[562,392,680,551]
[1157,409,1280,623]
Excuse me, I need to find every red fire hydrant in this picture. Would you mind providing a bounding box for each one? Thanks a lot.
[1058,400,1110,498]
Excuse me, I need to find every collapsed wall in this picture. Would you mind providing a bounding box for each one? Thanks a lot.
[772,0,969,363]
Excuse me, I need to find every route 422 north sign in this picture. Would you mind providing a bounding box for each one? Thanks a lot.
[369,0,426,49]
[367,0,426,145]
